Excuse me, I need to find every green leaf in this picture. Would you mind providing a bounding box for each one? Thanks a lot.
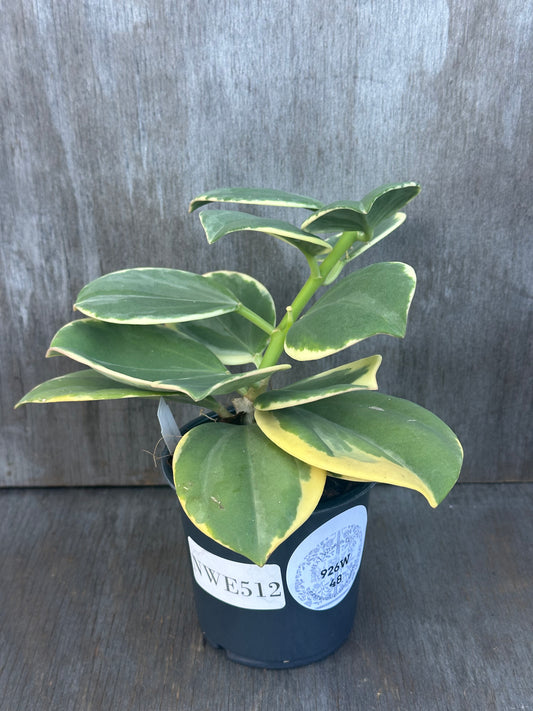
[255,391,463,507]
[254,355,381,410]
[74,268,240,324]
[199,210,331,256]
[47,319,289,400]
[174,271,276,365]
[208,365,291,397]
[285,262,416,360]
[321,215,406,286]
[301,182,420,239]
[173,423,327,565]
[15,370,218,408]
[189,187,324,212]
[323,213,407,265]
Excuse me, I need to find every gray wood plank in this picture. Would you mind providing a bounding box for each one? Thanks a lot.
[1,483,532,710]
[1,1,532,484]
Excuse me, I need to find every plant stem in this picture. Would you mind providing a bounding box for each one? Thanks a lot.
[257,274,321,370]
[239,231,363,404]
[213,402,233,419]
[304,251,322,278]
[257,231,361,373]
[235,303,275,334]
[319,231,361,277]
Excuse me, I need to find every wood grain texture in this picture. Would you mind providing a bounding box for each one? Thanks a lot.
[1,1,531,484]
[1,484,532,710]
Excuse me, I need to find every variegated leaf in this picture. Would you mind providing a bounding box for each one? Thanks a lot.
[321,214,406,285]
[74,268,239,324]
[302,182,420,239]
[254,355,381,410]
[173,422,327,565]
[285,262,416,360]
[189,187,324,212]
[322,213,407,268]
[174,271,276,365]
[255,391,463,507]
[15,370,217,408]
[199,210,331,256]
[47,319,289,400]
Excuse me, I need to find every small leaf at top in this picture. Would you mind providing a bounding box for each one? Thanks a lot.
[199,210,331,256]
[189,187,324,212]
[301,182,420,239]
[321,213,407,266]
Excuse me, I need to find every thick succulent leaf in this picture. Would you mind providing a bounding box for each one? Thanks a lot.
[15,370,217,408]
[173,423,327,565]
[174,271,276,365]
[199,210,331,256]
[321,214,406,286]
[301,182,420,239]
[74,268,239,324]
[207,364,291,397]
[285,262,416,360]
[189,187,324,212]
[255,391,463,507]
[358,182,420,225]
[254,355,381,411]
[346,213,406,260]
[323,213,407,265]
[47,319,289,400]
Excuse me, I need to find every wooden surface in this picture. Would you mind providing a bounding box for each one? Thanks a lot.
[1,483,532,711]
[2,0,532,485]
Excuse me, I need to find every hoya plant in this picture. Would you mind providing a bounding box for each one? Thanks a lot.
[17,182,463,566]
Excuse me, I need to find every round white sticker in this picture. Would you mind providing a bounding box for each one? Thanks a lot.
[286,505,367,611]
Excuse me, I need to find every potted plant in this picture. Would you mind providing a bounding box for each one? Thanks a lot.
[17,181,463,668]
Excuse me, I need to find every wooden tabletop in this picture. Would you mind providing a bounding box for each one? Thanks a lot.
[1,483,532,711]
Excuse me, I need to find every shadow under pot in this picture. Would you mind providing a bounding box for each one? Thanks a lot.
[159,412,374,669]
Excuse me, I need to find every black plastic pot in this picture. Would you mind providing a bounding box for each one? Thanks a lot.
[159,414,374,669]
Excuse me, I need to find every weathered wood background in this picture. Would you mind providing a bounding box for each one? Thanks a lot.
[2,0,531,486]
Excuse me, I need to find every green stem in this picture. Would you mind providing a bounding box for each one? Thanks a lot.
[258,274,322,369]
[257,231,361,372]
[235,303,275,334]
[319,231,361,277]
[304,252,322,278]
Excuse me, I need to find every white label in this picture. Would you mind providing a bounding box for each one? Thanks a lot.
[187,538,286,610]
[286,505,367,611]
